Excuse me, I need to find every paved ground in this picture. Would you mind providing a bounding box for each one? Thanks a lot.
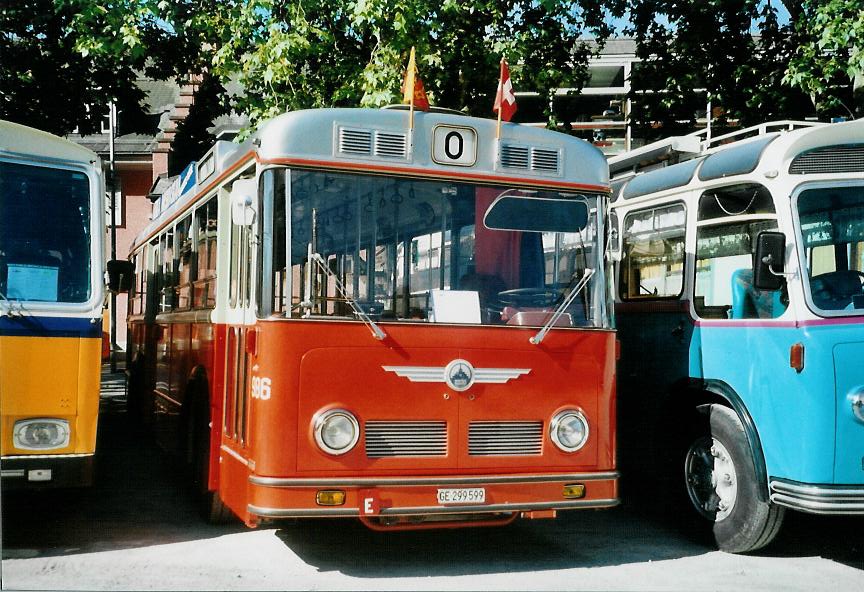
[1,362,862,591]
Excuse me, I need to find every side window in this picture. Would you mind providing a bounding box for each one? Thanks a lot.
[132,252,145,315]
[694,220,785,319]
[229,181,254,310]
[159,229,175,311]
[620,204,686,299]
[694,184,785,320]
[258,169,287,317]
[229,214,240,308]
[149,237,160,315]
[175,215,193,309]
[194,197,218,309]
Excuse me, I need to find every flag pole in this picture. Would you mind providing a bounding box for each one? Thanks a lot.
[410,88,415,132]
[409,48,416,132]
[495,58,504,139]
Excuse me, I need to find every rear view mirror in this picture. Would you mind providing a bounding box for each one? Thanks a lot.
[106,260,134,293]
[231,178,257,226]
[754,231,786,291]
[484,195,589,233]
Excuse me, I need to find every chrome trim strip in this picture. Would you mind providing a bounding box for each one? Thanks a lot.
[154,309,214,324]
[769,479,864,514]
[1,453,94,460]
[249,505,360,518]
[221,444,249,466]
[248,499,619,519]
[382,365,530,384]
[379,499,619,515]
[1,470,26,478]
[249,471,619,488]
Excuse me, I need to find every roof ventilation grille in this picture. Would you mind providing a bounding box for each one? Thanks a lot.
[500,144,530,169]
[374,132,408,159]
[531,148,560,173]
[338,128,373,156]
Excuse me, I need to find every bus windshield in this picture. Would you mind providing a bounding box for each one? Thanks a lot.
[797,185,864,315]
[260,168,605,328]
[0,161,92,304]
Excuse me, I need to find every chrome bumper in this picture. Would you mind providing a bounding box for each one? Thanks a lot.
[769,479,864,514]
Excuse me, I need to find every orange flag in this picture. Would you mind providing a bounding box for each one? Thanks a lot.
[402,47,430,111]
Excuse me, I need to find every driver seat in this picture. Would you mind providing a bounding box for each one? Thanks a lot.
[459,273,506,323]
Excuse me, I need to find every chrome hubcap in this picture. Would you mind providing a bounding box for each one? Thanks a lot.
[685,436,738,521]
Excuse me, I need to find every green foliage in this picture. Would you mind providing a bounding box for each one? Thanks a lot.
[0,0,149,134]
[784,0,864,115]
[200,1,622,133]
[626,0,863,136]
[4,0,862,141]
[625,0,817,140]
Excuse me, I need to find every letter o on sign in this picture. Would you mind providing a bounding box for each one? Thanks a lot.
[432,125,477,167]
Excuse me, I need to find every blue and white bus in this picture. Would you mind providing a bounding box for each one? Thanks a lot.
[609,119,864,553]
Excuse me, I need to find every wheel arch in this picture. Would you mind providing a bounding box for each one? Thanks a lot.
[669,377,769,503]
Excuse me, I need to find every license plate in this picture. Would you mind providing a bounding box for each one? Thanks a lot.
[437,487,486,505]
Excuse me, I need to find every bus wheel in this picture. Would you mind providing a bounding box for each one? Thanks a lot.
[683,405,784,554]
[191,392,233,524]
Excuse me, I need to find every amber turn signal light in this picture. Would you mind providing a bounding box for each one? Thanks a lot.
[316,490,346,506]
[563,483,586,499]
[790,342,804,373]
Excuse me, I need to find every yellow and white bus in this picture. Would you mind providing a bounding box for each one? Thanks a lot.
[0,119,108,488]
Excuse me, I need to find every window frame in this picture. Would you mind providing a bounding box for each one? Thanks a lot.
[619,202,688,301]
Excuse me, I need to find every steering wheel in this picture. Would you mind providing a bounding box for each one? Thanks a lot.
[810,270,864,309]
[496,288,560,308]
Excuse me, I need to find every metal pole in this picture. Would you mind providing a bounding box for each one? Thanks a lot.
[108,101,118,373]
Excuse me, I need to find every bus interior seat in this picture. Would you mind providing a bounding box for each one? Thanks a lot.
[730,268,783,319]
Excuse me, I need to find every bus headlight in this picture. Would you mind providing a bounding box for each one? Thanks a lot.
[13,419,70,450]
[314,409,360,455]
[550,410,589,452]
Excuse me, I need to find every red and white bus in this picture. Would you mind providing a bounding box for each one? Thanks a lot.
[126,107,617,529]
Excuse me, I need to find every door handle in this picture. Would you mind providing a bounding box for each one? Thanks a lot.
[671,323,684,339]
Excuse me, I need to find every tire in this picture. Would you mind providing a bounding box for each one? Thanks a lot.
[189,385,233,524]
[683,404,785,554]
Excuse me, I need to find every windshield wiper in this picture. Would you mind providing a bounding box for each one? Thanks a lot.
[0,290,24,318]
[529,268,595,345]
[303,250,387,341]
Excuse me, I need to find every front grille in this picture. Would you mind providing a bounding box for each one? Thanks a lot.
[469,421,543,456]
[365,421,447,457]
[789,144,864,174]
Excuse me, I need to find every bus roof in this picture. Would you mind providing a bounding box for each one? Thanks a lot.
[250,108,607,187]
[611,118,864,202]
[0,119,98,165]
[132,108,609,253]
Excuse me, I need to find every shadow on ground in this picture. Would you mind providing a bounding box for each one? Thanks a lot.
[1,371,244,559]
[273,504,713,577]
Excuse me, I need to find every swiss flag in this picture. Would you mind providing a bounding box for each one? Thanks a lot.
[493,58,517,122]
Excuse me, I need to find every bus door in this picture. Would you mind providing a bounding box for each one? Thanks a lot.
[222,180,257,462]
[614,203,691,466]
